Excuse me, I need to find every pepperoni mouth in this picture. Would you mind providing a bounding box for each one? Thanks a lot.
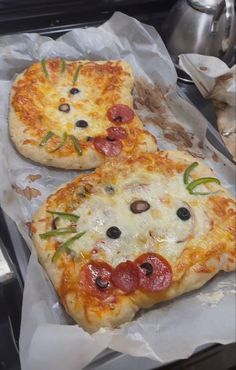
[79,253,172,299]
[107,104,134,124]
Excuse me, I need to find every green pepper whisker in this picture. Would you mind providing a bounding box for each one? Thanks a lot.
[40,227,77,239]
[47,210,80,222]
[52,231,86,262]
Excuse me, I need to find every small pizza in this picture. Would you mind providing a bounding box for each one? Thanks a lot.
[32,151,236,332]
[9,59,156,169]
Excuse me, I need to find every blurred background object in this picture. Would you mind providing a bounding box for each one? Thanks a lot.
[162,0,236,66]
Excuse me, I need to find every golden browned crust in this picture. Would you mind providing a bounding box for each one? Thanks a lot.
[32,151,236,332]
[9,59,156,169]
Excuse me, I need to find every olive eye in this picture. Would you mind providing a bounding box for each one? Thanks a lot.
[106,226,121,239]
[58,103,70,112]
[130,200,150,214]
[70,88,80,95]
[95,277,109,289]
[76,120,88,128]
[105,185,115,194]
[176,207,191,221]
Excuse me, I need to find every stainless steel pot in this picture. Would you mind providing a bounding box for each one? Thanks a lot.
[162,0,236,66]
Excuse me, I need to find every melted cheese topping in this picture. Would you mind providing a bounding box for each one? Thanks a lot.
[55,169,211,267]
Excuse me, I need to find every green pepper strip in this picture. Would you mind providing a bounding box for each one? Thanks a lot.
[70,135,83,156]
[40,227,77,239]
[39,131,55,146]
[61,58,66,73]
[41,59,49,78]
[183,162,199,185]
[49,132,68,153]
[47,210,80,222]
[187,177,221,195]
[72,64,82,84]
[52,231,86,262]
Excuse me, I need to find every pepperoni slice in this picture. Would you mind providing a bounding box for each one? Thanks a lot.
[111,261,140,293]
[135,253,172,292]
[93,137,122,157]
[107,104,134,124]
[79,261,114,299]
[107,126,128,140]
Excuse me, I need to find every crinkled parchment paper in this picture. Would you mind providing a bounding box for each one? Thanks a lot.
[179,54,236,161]
[0,12,235,370]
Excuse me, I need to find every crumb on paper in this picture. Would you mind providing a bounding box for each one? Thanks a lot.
[198,141,204,149]
[186,149,205,159]
[216,281,236,289]
[26,174,42,182]
[197,290,225,307]
[25,221,36,238]
[134,78,205,157]
[12,184,41,200]
[199,66,208,71]
[218,73,233,82]
[212,152,219,162]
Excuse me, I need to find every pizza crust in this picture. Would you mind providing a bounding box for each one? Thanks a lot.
[32,151,236,332]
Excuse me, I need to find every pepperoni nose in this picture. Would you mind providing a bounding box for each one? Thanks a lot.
[107,104,134,124]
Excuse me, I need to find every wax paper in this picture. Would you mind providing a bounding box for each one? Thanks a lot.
[0,12,235,370]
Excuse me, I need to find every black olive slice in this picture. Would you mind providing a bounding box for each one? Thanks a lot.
[140,262,153,276]
[51,216,59,230]
[106,226,121,239]
[58,103,70,113]
[70,88,80,95]
[95,277,109,289]
[76,120,88,128]
[86,136,93,142]
[130,200,150,214]
[176,207,191,221]
[105,185,115,194]
[106,136,115,142]
[114,115,123,123]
